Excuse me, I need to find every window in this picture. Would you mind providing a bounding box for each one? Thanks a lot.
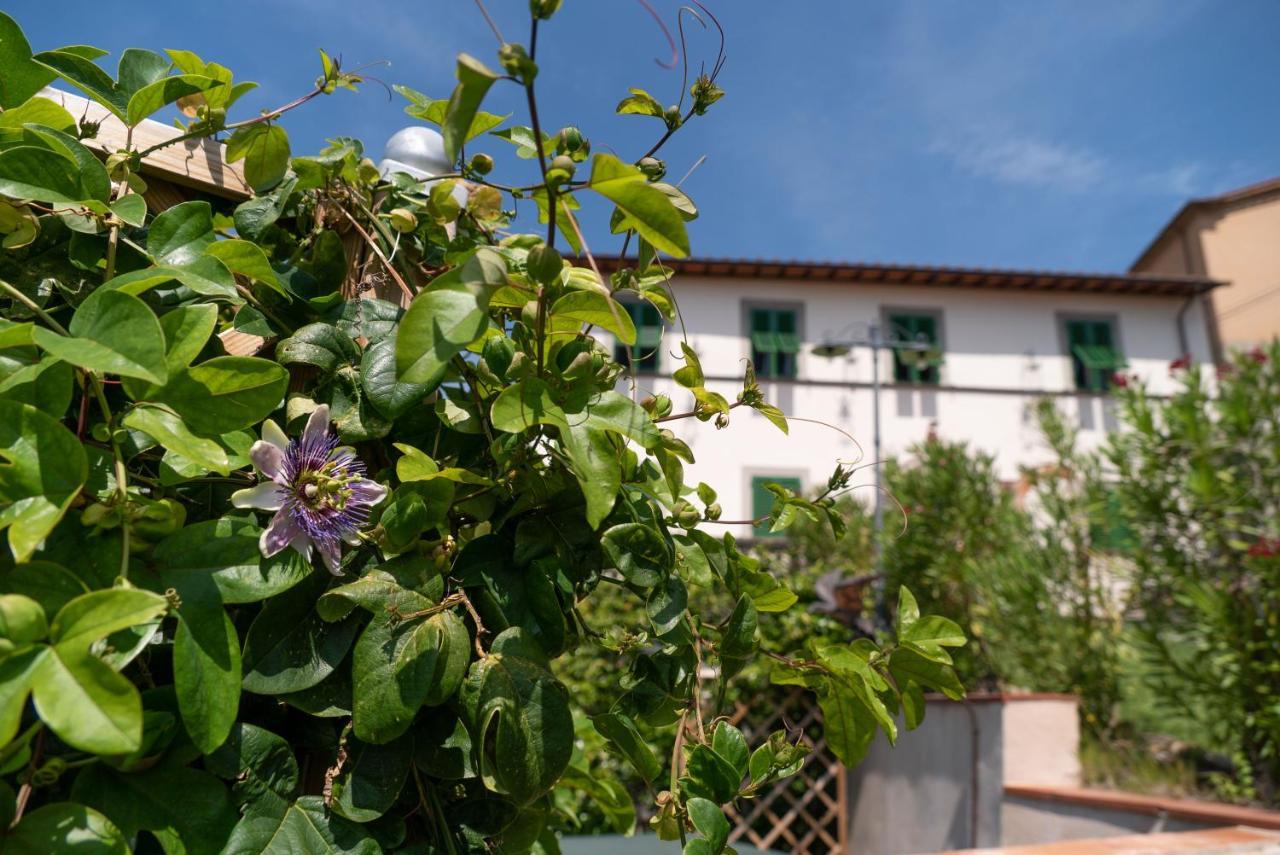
[614,302,663,373]
[1064,319,1123,392]
[888,312,943,384]
[749,307,800,379]
[751,475,801,538]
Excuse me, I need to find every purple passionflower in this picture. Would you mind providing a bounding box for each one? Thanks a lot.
[231,405,387,574]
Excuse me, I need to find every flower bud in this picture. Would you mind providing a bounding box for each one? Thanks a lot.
[638,157,665,180]
[663,105,682,128]
[388,208,418,233]
[499,43,537,82]
[705,502,722,521]
[469,152,495,175]
[529,0,562,19]
[555,126,591,162]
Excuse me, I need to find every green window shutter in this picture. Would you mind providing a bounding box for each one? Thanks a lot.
[889,313,941,385]
[748,308,799,379]
[751,476,802,538]
[1066,320,1120,392]
[615,303,662,373]
[1090,489,1135,553]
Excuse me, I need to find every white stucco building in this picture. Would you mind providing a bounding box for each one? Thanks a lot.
[608,258,1219,538]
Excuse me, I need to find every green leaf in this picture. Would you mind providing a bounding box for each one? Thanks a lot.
[591,712,662,783]
[204,722,299,816]
[174,593,242,754]
[673,341,704,388]
[0,647,42,747]
[124,404,230,475]
[31,646,143,754]
[329,733,412,823]
[101,259,238,301]
[33,288,168,383]
[0,593,47,651]
[0,13,104,108]
[159,356,288,435]
[646,575,687,636]
[120,303,217,401]
[361,333,431,419]
[489,125,550,159]
[241,574,361,695]
[50,588,169,651]
[220,796,380,855]
[157,517,311,604]
[126,73,222,127]
[550,290,636,344]
[0,400,87,562]
[588,153,689,258]
[0,146,86,204]
[490,378,568,434]
[615,87,665,118]
[148,200,216,264]
[686,798,730,854]
[460,628,573,805]
[225,124,290,191]
[33,49,127,119]
[889,644,965,701]
[901,614,966,648]
[819,683,877,766]
[682,744,740,804]
[0,357,72,418]
[72,758,238,855]
[2,803,129,854]
[711,721,750,780]
[442,54,499,164]
[896,585,919,633]
[601,523,671,588]
[352,606,469,744]
[109,193,147,226]
[396,263,497,387]
[278,322,360,375]
[560,421,621,529]
[718,595,757,680]
[577,390,661,449]
[206,239,287,297]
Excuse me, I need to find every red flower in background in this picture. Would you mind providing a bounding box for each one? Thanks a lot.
[1169,354,1192,371]
[1248,346,1268,364]
[1247,537,1280,558]
[1111,372,1129,389]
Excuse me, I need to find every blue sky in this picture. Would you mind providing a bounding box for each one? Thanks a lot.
[15,1,1280,272]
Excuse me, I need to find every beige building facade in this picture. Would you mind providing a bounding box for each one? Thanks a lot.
[1131,177,1280,354]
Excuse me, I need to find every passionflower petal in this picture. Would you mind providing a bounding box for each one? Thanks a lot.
[241,406,384,575]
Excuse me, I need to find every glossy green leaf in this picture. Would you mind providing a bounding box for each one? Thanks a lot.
[0,146,85,204]
[646,574,687,636]
[901,614,966,648]
[396,286,489,388]
[126,73,222,127]
[174,594,242,754]
[109,193,147,227]
[278,322,359,374]
[0,400,87,562]
[50,587,168,651]
[206,239,287,297]
[601,523,670,588]
[241,574,360,695]
[682,744,740,804]
[592,712,662,783]
[31,647,142,754]
[33,49,127,118]
[148,200,216,264]
[0,357,73,418]
[686,797,730,854]
[125,404,230,475]
[352,608,469,744]
[226,124,290,191]
[615,87,664,118]
[159,356,288,435]
[32,288,168,383]
[120,303,217,401]
[549,290,636,344]
[460,627,573,805]
[718,595,757,680]
[101,258,239,301]
[329,733,412,823]
[490,378,569,434]
[220,796,379,855]
[561,421,621,528]
[2,803,129,854]
[0,13,106,108]
[204,722,299,816]
[72,758,238,855]
[896,585,919,633]
[588,153,689,257]
[442,54,499,163]
[361,333,430,419]
[577,390,661,449]
[155,517,312,604]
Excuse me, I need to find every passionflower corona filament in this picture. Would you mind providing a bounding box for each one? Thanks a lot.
[231,405,386,574]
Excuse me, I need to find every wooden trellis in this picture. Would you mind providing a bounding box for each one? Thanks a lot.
[724,688,847,855]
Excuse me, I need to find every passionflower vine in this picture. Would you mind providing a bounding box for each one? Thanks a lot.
[231,405,387,574]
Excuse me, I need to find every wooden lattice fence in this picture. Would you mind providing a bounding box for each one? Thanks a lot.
[724,688,847,854]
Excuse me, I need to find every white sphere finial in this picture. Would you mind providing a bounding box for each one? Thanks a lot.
[379,126,451,180]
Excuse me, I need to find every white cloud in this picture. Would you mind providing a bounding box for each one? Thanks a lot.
[933,132,1107,191]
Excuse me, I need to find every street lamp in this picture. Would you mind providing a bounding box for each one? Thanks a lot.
[811,320,936,585]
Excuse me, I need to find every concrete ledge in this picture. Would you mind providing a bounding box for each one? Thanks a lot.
[1004,785,1280,832]
[942,825,1280,853]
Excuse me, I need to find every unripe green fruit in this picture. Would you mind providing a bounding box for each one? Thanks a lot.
[547,155,576,184]
[526,242,563,286]
[388,208,418,233]
[469,153,494,175]
[91,423,111,442]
